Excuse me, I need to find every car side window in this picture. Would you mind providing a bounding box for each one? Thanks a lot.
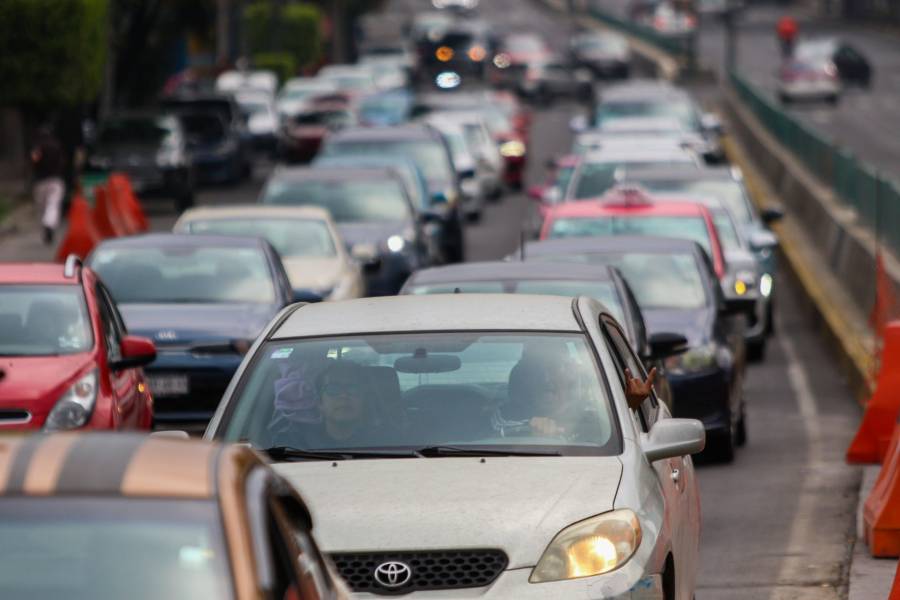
[602,317,658,431]
[95,284,122,363]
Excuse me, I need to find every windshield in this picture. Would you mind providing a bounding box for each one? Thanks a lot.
[261,178,411,222]
[324,140,453,187]
[98,117,176,146]
[548,215,712,253]
[0,286,93,356]
[221,332,618,456]
[635,178,754,224]
[534,253,709,310]
[90,246,276,304]
[408,280,625,323]
[595,100,700,131]
[183,219,336,258]
[0,497,232,600]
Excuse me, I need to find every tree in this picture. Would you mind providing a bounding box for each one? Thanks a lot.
[244,1,322,74]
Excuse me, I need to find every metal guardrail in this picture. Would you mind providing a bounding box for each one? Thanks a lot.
[729,70,900,256]
[586,4,694,64]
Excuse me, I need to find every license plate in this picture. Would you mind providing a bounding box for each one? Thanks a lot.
[148,375,189,397]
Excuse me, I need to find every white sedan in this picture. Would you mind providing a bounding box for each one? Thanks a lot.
[205,294,704,599]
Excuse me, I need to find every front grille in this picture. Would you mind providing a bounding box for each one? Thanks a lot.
[331,549,508,595]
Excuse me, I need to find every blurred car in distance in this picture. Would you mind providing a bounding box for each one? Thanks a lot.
[234,89,279,155]
[276,78,340,120]
[569,31,631,79]
[278,102,358,164]
[778,42,842,104]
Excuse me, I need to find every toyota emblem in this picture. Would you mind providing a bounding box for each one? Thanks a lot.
[373,561,412,588]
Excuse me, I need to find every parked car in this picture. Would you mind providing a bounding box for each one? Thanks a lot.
[204,293,704,598]
[215,68,278,98]
[569,31,631,79]
[0,432,350,600]
[521,236,750,461]
[259,166,439,295]
[400,260,677,409]
[86,234,293,424]
[174,205,365,303]
[0,257,156,431]
[85,113,195,211]
[320,125,466,262]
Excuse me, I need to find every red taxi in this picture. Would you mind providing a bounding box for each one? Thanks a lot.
[0,256,156,430]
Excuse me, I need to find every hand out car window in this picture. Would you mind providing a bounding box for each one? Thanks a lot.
[0,285,93,356]
[222,332,619,455]
[602,317,657,431]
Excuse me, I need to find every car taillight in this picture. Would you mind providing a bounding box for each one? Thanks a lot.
[824,62,839,79]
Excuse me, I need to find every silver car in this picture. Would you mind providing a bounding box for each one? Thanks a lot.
[205,294,704,599]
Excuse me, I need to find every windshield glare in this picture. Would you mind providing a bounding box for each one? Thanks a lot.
[0,498,232,600]
[184,219,336,258]
[0,286,93,356]
[90,246,276,304]
[548,215,712,254]
[223,332,617,455]
[261,178,411,222]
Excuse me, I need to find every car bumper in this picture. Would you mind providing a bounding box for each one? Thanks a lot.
[669,366,732,431]
[350,570,663,599]
[144,351,243,422]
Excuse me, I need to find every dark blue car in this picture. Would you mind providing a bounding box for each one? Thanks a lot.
[86,234,293,424]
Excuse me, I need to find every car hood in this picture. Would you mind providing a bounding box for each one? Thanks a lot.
[336,221,407,248]
[274,456,622,568]
[643,307,713,346]
[119,303,275,345]
[0,354,93,413]
[282,256,346,291]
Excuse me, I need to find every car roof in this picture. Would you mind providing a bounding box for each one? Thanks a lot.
[176,204,332,222]
[0,433,258,499]
[90,232,268,250]
[329,124,440,142]
[406,261,617,285]
[273,294,583,338]
[269,165,401,182]
[581,145,696,161]
[0,263,82,285]
[546,198,710,218]
[523,235,705,256]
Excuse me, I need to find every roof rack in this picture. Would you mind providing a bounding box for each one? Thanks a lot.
[63,254,83,280]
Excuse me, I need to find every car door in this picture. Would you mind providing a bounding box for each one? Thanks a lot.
[601,317,695,577]
[96,283,140,428]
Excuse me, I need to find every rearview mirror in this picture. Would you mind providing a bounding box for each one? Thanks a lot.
[394,353,461,373]
[646,332,689,360]
[111,336,157,371]
[642,418,706,462]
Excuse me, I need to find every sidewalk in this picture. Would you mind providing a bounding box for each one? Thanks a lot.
[0,180,61,262]
[849,466,897,599]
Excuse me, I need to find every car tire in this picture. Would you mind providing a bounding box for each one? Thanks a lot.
[746,338,766,362]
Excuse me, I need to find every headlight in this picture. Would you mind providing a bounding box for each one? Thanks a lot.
[760,273,773,298]
[500,140,525,158]
[665,343,717,375]
[45,370,98,431]
[493,53,511,69]
[386,234,406,253]
[530,509,642,583]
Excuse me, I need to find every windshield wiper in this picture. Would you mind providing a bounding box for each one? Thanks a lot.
[262,446,420,461]
[414,445,563,458]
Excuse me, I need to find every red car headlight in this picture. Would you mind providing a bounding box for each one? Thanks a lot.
[45,370,98,431]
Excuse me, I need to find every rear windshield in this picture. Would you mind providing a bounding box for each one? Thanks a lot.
[261,178,411,222]
[548,215,712,254]
[0,497,232,600]
[324,140,454,187]
[183,218,337,258]
[0,285,93,357]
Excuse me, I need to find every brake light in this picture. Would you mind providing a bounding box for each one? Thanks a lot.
[436,46,454,62]
[468,45,486,62]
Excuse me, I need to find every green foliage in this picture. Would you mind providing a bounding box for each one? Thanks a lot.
[0,0,109,108]
[253,53,297,84]
[244,2,321,71]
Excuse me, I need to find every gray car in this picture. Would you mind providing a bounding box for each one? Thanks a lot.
[205,294,704,599]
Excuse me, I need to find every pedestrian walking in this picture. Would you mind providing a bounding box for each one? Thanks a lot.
[30,126,66,245]
[776,15,798,58]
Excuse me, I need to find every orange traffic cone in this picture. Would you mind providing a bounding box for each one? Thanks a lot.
[864,421,900,557]
[54,195,101,261]
[107,177,140,235]
[108,173,148,232]
[92,186,128,238]
[847,323,900,464]
[890,559,900,599]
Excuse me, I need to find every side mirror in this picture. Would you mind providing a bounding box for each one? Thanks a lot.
[569,114,589,133]
[642,418,706,462]
[111,335,157,371]
[645,332,689,360]
[749,229,778,250]
[760,206,784,225]
[701,113,724,135]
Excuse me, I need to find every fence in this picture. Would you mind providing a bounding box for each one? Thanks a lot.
[729,69,900,257]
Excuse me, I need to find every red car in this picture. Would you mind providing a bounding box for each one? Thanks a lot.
[0,256,156,431]
[278,97,358,163]
[539,188,727,279]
